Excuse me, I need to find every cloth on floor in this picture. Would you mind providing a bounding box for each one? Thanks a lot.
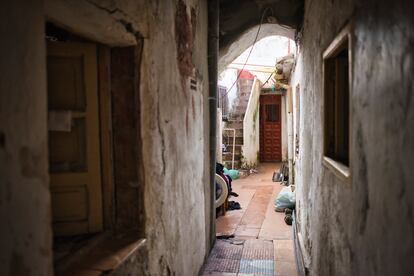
[216,162,234,194]
[228,201,241,210]
[224,167,239,180]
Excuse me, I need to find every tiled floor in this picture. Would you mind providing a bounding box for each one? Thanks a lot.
[201,163,297,276]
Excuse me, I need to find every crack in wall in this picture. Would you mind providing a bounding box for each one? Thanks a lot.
[86,0,129,16]
[356,123,369,235]
[86,0,142,38]
[156,101,166,177]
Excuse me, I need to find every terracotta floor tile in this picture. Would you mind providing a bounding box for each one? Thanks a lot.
[234,226,261,237]
[239,187,273,228]
[274,260,298,276]
[273,240,295,262]
[207,163,296,276]
[259,187,292,240]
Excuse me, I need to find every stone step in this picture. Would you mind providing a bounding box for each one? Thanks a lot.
[222,144,243,153]
[223,137,244,147]
[223,154,242,161]
[224,120,243,129]
[223,129,243,137]
[234,137,244,144]
[225,140,243,146]
[223,160,241,170]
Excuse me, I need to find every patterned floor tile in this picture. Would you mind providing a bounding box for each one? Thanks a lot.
[209,240,243,260]
[203,257,240,273]
[241,239,274,260]
[239,259,274,275]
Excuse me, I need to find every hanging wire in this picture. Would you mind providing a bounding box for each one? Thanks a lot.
[221,7,274,99]
[260,71,274,88]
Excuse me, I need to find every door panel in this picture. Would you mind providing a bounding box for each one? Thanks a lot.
[260,94,282,162]
[49,118,87,173]
[47,42,103,236]
[48,56,86,110]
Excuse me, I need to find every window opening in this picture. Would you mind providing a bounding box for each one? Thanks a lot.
[323,28,350,167]
[266,104,280,122]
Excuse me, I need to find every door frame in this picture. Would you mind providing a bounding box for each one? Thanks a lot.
[259,94,282,162]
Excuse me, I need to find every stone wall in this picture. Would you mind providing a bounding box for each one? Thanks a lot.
[292,0,414,275]
[0,1,53,275]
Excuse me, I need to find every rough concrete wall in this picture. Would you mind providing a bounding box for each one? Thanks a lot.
[290,53,312,266]
[0,1,53,275]
[242,78,261,167]
[294,0,414,275]
[46,1,211,275]
[139,1,210,275]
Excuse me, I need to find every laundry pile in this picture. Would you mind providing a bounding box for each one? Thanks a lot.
[274,185,296,225]
[216,162,241,211]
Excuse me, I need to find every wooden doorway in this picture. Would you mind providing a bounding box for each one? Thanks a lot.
[47,41,103,236]
[260,94,282,162]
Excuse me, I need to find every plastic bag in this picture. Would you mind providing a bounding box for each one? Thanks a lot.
[223,167,239,180]
[274,186,296,212]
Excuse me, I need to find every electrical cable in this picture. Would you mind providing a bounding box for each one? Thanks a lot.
[220,7,273,100]
[260,71,274,88]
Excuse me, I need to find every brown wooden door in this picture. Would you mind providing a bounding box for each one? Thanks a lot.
[260,94,282,162]
[47,42,103,236]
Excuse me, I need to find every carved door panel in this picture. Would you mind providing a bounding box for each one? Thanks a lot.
[260,94,282,162]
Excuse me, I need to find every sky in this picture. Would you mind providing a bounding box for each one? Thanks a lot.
[218,35,296,109]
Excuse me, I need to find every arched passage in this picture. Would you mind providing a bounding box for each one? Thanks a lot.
[219,23,295,72]
[218,0,303,71]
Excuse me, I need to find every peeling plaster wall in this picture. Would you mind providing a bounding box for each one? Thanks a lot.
[1,0,210,275]
[139,1,210,275]
[293,0,414,275]
[242,78,261,167]
[0,1,53,275]
[48,0,211,274]
[75,1,210,274]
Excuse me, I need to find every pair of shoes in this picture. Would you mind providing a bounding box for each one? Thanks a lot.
[285,208,293,215]
[228,201,241,210]
[229,191,239,197]
[284,214,293,225]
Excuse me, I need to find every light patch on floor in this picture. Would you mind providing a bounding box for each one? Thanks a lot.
[239,259,274,275]
[202,163,298,276]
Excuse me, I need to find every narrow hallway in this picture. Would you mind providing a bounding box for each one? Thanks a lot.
[2,1,414,275]
[202,163,297,275]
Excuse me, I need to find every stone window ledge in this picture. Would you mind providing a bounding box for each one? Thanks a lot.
[57,231,146,275]
[322,156,350,183]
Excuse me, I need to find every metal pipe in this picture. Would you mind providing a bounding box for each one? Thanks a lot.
[207,0,219,250]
